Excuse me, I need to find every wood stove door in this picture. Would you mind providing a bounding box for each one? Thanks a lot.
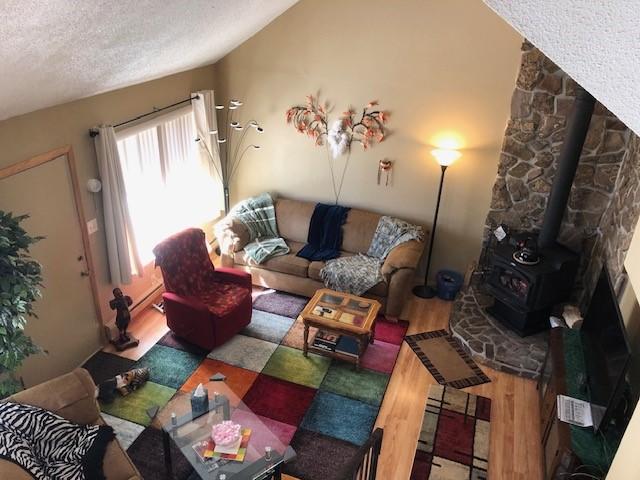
[488,262,533,307]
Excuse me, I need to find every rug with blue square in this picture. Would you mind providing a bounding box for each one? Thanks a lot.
[83,288,408,480]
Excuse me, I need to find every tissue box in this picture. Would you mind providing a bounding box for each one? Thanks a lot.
[190,387,209,417]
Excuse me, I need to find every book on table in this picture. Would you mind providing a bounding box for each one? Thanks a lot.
[335,335,359,357]
[312,329,341,351]
[192,427,252,463]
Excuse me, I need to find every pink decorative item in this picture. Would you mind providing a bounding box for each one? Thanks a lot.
[285,94,390,203]
[211,420,242,446]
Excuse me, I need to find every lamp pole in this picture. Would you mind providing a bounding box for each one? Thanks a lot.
[413,163,448,299]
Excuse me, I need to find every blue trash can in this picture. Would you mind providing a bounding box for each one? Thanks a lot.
[436,269,463,301]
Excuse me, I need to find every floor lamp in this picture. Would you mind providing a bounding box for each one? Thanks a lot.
[413,148,461,298]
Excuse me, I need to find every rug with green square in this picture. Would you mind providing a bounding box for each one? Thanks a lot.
[100,381,176,427]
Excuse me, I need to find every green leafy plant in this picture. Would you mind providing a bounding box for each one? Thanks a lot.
[0,211,44,397]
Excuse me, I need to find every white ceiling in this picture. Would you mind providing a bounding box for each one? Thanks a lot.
[0,0,297,121]
[483,0,640,136]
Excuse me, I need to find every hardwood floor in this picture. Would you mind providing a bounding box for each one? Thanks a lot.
[374,296,543,480]
[102,305,168,361]
[109,294,543,479]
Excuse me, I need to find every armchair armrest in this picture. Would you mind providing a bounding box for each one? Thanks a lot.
[162,292,209,313]
[380,240,425,277]
[214,267,252,289]
[214,216,251,255]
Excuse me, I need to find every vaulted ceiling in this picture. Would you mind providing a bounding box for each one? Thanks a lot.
[483,0,640,135]
[0,0,297,121]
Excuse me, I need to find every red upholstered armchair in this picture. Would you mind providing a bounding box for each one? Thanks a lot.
[152,228,252,350]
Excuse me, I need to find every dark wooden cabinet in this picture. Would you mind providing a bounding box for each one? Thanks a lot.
[538,328,622,479]
[538,329,579,479]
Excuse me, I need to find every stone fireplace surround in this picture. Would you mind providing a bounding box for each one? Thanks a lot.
[450,41,640,378]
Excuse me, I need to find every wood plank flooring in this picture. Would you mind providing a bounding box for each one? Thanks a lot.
[109,294,543,479]
[374,296,543,480]
[102,305,168,360]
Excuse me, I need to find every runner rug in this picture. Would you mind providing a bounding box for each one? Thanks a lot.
[405,330,490,388]
[411,384,491,479]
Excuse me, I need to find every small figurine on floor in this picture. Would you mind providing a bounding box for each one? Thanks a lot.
[109,287,139,351]
[97,367,150,403]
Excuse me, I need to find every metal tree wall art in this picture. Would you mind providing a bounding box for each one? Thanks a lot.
[286,94,389,203]
[197,99,264,214]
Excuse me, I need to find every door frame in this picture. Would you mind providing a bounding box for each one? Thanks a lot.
[0,145,102,322]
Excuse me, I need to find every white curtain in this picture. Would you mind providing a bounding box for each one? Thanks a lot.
[192,90,224,211]
[116,106,220,264]
[94,125,143,285]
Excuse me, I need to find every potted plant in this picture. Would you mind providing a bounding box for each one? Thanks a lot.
[0,211,44,397]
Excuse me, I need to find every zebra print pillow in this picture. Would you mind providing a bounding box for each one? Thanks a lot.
[0,401,114,480]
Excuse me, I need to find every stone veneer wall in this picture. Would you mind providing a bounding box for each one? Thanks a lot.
[485,41,640,307]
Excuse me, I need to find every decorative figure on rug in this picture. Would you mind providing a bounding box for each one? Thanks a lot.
[108,288,139,351]
[97,367,150,403]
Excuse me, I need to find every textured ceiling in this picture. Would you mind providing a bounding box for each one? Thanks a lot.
[483,0,640,135]
[0,0,297,121]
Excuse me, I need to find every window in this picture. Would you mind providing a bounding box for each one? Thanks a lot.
[116,105,220,265]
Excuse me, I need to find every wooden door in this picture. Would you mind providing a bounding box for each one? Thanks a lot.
[0,152,101,387]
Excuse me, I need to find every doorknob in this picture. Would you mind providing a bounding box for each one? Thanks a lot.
[80,271,90,277]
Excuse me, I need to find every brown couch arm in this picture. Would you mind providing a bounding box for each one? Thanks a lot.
[380,240,424,277]
[380,240,425,318]
[214,216,250,255]
[9,368,100,425]
[214,216,251,267]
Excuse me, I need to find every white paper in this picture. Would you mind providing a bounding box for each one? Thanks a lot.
[557,395,593,427]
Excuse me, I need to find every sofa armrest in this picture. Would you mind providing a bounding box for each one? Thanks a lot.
[380,240,424,277]
[214,267,252,289]
[8,368,100,425]
[214,216,251,255]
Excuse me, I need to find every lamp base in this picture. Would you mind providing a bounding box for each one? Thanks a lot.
[412,284,437,299]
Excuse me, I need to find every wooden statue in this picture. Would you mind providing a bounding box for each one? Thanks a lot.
[109,288,139,351]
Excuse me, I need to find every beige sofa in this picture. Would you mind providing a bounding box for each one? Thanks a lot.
[215,197,426,318]
[1,368,141,480]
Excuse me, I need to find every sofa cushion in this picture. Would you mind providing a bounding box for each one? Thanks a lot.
[236,241,310,278]
[341,209,381,254]
[275,198,315,244]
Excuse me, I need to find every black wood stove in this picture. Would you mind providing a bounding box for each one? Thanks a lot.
[486,87,596,336]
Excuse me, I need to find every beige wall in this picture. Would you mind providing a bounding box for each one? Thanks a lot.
[0,66,215,373]
[213,0,522,279]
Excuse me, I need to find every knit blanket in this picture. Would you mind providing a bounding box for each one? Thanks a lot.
[297,203,350,261]
[0,401,115,480]
[231,193,289,264]
[321,216,423,295]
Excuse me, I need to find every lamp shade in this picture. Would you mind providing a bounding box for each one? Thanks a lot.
[431,148,461,167]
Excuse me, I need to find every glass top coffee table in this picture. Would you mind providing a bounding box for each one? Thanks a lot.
[161,378,295,479]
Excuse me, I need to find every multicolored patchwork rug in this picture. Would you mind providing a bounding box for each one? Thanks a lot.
[84,288,408,480]
[411,385,491,480]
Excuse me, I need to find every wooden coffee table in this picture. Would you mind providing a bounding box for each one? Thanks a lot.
[301,288,381,370]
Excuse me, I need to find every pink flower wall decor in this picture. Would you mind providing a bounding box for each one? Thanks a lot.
[285,94,389,157]
[285,94,390,203]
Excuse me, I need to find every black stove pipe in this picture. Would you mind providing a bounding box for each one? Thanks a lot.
[538,86,596,249]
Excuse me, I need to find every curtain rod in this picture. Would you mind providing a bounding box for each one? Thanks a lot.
[89,95,200,137]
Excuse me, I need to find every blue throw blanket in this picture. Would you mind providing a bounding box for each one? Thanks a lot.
[297,203,350,261]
